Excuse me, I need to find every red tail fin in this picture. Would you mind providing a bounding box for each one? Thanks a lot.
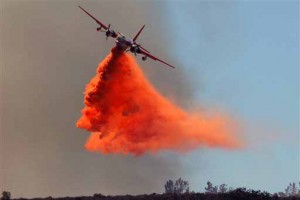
[133,25,145,42]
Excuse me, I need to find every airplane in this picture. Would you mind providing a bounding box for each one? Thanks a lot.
[78,6,175,68]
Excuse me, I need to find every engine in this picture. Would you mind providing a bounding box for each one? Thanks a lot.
[142,56,147,61]
[105,30,117,38]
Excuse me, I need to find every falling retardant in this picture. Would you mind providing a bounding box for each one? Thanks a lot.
[77,47,242,155]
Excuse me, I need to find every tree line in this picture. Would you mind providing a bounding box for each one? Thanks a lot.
[164,178,300,198]
[2,180,299,200]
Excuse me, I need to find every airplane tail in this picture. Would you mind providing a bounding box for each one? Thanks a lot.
[133,25,145,42]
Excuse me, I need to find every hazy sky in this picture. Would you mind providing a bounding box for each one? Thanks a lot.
[163,0,299,193]
[1,0,299,198]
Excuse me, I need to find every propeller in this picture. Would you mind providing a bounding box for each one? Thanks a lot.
[106,24,111,40]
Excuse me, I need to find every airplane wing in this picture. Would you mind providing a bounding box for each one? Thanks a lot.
[139,49,175,68]
[78,6,109,30]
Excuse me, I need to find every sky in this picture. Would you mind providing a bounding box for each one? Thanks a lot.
[1,0,299,198]
[162,0,299,193]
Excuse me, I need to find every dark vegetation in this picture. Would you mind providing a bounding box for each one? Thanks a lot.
[2,180,300,200]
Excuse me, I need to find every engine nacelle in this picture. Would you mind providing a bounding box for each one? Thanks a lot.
[97,27,102,31]
[142,56,147,61]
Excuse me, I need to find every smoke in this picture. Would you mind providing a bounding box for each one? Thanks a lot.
[77,47,242,155]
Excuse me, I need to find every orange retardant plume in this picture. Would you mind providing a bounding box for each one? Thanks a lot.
[77,47,242,155]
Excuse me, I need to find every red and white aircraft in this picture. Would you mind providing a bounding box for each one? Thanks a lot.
[78,6,175,68]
